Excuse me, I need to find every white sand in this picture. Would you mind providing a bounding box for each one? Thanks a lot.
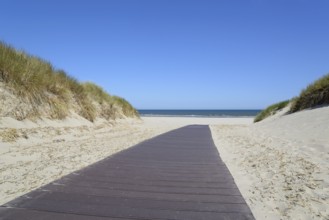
[1,110,328,220]
[0,116,183,205]
[0,116,251,205]
[211,107,329,220]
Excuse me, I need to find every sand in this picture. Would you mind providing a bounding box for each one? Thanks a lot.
[0,116,184,205]
[211,107,329,220]
[1,109,328,220]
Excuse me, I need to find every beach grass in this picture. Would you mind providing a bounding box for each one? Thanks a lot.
[254,100,290,122]
[290,73,329,113]
[0,41,138,121]
[254,73,329,122]
[0,128,19,142]
[112,96,140,117]
[83,82,116,120]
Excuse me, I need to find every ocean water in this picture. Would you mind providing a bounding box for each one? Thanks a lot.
[138,110,260,118]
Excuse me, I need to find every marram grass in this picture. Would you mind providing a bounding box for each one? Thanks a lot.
[290,73,329,113]
[255,73,329,122]
[254,100,290,123]
[0,41,139,121]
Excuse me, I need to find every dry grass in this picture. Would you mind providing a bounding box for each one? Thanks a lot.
[112,96,139,117]
[254,100,290,122]
[255,73,329,122]
[290,73,329,113]
[0,41,138,121]
[83,82,139,119]
[0,128,19,142]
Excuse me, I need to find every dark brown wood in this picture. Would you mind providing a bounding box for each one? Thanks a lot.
[0,125,255,220]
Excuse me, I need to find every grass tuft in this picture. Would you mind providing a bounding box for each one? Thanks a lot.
[254,73,329,123]
[254,100,290,123]
[82,82,139,119]
[83,82,111,104]
[0,128,19,142]
[290,73,329,113]
[113,96,140,117]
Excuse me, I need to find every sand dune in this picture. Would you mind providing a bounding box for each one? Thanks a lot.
[1,108,328,219]
[211,106,329,220]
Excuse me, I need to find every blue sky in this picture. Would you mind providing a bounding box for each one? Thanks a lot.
[1,0,328,109]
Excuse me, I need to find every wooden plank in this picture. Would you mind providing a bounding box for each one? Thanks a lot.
[8,192,251,213]
[0,207,133,220]
[0,125,254,220]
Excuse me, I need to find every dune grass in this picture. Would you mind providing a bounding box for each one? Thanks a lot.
[112,96,140,117]
[82,82,116,120]
[254,73,329,122]
[0,41,138,121]
[0,128,19,142]
[82,83,139,119]
[254,100,290,123]
[290,73,329,113]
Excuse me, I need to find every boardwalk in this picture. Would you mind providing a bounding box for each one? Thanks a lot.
[0,125,254,220]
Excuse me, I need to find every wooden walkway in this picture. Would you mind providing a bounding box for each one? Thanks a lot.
[0,125,254,220]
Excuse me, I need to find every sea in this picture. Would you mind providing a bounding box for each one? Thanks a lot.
[138,110,261,118]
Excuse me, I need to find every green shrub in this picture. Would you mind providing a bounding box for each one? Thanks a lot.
[290,74,329,113]
[254,100,290,123]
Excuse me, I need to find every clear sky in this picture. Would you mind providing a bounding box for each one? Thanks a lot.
[1,0,328,109]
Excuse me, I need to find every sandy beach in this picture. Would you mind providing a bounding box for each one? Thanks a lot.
[2,1,329,219]
[1,108,329,219]
[0,116,181,205]
[211,107,329,220]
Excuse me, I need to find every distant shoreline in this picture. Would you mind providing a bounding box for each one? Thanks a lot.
[138,109,260,118]
[140,115,255,118]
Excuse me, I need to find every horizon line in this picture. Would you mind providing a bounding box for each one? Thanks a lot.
[137,109,262,110]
